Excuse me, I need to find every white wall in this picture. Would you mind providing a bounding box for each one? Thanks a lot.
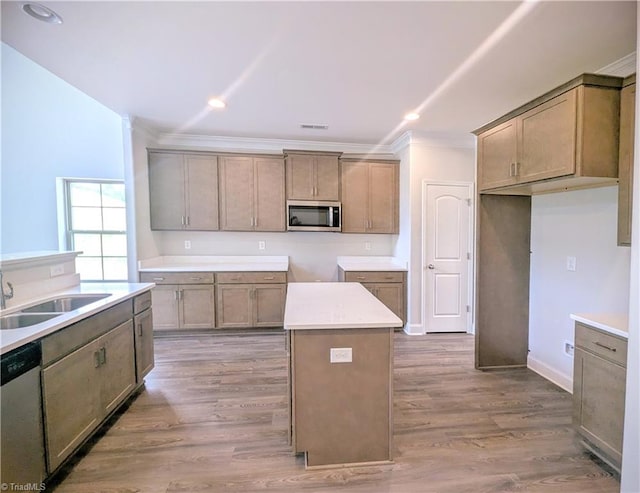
[404,135,476,334]
[528,186,631,391]
[0,43,124,254]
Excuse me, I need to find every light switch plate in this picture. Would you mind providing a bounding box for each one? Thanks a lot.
[566,256,576,271]
[330,347,352,363]
[184,240,191,250]
[258,241,266,250]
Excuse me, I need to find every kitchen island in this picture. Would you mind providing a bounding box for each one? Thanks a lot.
[284,282,402,468]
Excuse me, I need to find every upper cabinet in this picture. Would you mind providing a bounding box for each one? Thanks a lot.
[475,74,623,194]
[341,159,399,234]
[618,74,635,246]
[219,155,286,232]
[284,150,342,201]
[148,151,219,231]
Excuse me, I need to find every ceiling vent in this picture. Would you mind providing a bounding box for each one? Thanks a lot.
[300,123,329,130]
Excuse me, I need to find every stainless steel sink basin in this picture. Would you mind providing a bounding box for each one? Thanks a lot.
[20,294,110,313]
[0,313,60,330]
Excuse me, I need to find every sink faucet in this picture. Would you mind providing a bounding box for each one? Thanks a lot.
[0,271,14,310]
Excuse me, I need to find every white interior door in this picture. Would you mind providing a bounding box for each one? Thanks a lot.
[424,183,472,333]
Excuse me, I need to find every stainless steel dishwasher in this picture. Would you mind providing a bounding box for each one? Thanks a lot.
[1,342,47,486]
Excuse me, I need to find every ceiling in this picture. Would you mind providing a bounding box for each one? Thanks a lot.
[1,1,637,145]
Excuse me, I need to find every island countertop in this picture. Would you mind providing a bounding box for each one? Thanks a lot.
[570,313,629,339]
[284,282,403,330]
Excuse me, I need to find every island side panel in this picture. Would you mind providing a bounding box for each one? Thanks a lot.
[291,327,393,467]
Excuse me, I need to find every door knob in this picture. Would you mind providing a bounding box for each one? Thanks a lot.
[427,264,435,270]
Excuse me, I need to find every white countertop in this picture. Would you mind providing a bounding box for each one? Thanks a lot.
[570,313,629,339]
[138,255,289,272]
[284,282,403,330]
[1,282,154,355]
[337,256,407,272]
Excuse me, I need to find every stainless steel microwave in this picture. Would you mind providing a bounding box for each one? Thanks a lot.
[287,200,341,232]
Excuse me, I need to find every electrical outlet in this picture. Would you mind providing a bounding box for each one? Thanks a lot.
[258,241,266,250]
[564,341,575,357]
[566,256,576,271]
[365,241,371,251]
[50,264,64,277]
[184,240,191,250]
[330,347,352,363]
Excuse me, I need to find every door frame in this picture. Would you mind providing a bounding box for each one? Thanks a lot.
[421,180,475,334]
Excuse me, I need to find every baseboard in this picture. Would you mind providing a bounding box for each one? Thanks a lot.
[403,323,424,335]
[527,355,572,394]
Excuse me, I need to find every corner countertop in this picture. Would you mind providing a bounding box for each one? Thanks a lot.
[570,313,629,339]
[337,256,407,272]
[138,255,289,272]
[1,282,154,355]
[284,282,403,330]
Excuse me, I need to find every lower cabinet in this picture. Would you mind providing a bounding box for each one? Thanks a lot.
[140,272,215,331]
[134,307,155,382]
[42,320,136,471]
[340,270,406,324]
[572,322,627,472]
[216,272,287,328]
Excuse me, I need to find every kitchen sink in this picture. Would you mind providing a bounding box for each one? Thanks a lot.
[20,294,110,313]
[0,313,60,330]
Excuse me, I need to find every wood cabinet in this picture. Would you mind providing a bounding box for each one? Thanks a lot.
[340,270,406,324]
[133,291,154,382]
[341,159,399,234]
[139,272,215,331]
[216,272,287,328]
[219,155,286,231]
[42,319,136,471]
[573,322,627,472]
[476,75,622,194]
[148,151,219,231]
[284,150,341,201]
[618,74,635,246]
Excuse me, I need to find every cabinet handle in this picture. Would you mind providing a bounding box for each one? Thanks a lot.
[594,341,617,352]
[98,347,106,366]
[190,277,202,281]
[94,350,101,368]
[356,276,366,280]
[179,290,184,300]
[137,323,143,337]
[263,276,275,280]
[181,216,185,226]
[174,290,179,300]
[153,277,165,281]
[185,216,190,226]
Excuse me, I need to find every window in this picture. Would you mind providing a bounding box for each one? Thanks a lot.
[63,179,127,281]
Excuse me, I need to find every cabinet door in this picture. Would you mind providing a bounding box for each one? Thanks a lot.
[185,155,219,231]
[573,347,626,467]
[180,285,215,329]
[368,163,398,234]
[134,308,155,381]
[517,88,577,183]
[255,157,286,231]
[254,284,286,327]
[148,152,186,230]
[371,283,404,322]
[286,154,315,200]
[150,285,180,331]
[477,120,518,190]
[341,162,369,233]
[219,156,255,231]
[99,320,136,415]
[314,155,340,201]
[42,340,102,471]
[216,284,252,328]
[618,82,635,246]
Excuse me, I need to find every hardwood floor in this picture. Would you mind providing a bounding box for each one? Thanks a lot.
[49,331,619,493]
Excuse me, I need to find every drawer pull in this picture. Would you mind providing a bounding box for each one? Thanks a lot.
[594,341,617,352]
[153,277,165,281]
[356,276,366,280]
[190,277,203,281]
[263,276,275,280]
[137,323,143,337]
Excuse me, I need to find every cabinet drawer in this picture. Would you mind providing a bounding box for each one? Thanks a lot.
[133,291,152,314]
[575,323,627,367]
[344,271,404,283]
[139,272,214,284]
[216,272,287,284]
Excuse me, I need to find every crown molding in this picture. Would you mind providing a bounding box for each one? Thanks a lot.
[153,131,395,155]
[597,52,637,78]
[129,117,160,141]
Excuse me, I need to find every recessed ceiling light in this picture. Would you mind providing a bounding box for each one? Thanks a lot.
[22,3,63,24]
[404,112,420,121]
[207,98,226,109]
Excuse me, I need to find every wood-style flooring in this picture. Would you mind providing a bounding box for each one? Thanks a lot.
[48,331,619,493]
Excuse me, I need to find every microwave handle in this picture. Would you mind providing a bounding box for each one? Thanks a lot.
[329,207,334,227]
